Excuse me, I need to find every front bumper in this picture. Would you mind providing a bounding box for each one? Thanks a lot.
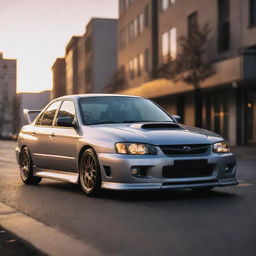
[98,152,238,190]
[101,179,238,190]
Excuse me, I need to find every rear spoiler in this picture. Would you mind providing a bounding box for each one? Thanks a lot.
[23,109,41,124]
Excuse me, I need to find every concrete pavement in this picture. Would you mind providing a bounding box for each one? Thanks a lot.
[0,140,255,256]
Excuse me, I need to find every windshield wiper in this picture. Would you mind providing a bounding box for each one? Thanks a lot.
[88,120,174,125]
[121,120,156,123]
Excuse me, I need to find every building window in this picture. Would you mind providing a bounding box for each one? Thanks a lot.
[249,0,256,26]
[162,0,169,11]
[119,29,126,49]
[129,60,134,79]
[218,0,230,52]
[144,48,150,72]
[162,32,169,60]
[128,22,134,41]
[161,27,177,62]
[188,12,198,37]
[138,53,144,76]
[170,28,177,59]
[138,13,144,34]
[134,56,138,77]
[134,18,138,38]
[129,52,146,79]
[128,11,146,43]
[127,0,134,7]
[144,4,149,27]
[119,0,126,14]
[161,0,176,11]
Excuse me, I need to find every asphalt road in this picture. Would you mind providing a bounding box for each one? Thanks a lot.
[0,140,256,256]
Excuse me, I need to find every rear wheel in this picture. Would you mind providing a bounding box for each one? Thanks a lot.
[79,148,101,196]
[19,147,42,185]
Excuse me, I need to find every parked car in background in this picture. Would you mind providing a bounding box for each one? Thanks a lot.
[16,94,238,196]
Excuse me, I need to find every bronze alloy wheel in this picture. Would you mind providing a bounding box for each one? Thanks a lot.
[79,148,101,196]
[19,147,42,185]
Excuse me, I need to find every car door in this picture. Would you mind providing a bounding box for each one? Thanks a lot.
[46,100,79,172]
[30,100,62,169]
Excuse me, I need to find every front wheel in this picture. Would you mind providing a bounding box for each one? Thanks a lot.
[19,147,42,185]
[79,148,101,196]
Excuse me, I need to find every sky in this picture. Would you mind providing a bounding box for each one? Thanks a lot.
[0,0,118,93]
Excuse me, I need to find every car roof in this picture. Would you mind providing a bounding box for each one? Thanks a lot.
[55,94,143,100]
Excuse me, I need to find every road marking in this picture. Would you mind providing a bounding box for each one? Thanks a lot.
[237,183,253,187]
[0,203,103,256]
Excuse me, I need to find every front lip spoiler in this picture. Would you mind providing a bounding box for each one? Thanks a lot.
[101,179,238,191]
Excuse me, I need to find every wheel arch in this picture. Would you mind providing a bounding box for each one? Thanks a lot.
[18,145,29,164]
[78,145,96,168]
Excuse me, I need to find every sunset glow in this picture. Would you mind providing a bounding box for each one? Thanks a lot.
[0,0,118,93]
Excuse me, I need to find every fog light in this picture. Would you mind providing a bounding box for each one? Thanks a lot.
[224,164,235,174]
[131,167,140,176]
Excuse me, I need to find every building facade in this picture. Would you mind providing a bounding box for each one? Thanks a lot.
[118,0,153,89]
[52,58,66,99]
[0,52,17,137]
[77,18,118,93]
[118,0,256,146]
[65,36,80,95]
[57,18,117,96]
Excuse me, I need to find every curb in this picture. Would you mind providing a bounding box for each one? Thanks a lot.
[0,203,103,256]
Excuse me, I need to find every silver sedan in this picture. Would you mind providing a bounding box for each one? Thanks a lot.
[16,94,238,196]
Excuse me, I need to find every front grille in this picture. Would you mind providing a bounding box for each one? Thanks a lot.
[160,144,210,156]
[162,160,214,178]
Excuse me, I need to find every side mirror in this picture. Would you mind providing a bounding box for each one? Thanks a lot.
[56,117,77,128]
[172,115,182,123]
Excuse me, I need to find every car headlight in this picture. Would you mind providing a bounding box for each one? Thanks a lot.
[115,143,157,155]
[213,141,230,153]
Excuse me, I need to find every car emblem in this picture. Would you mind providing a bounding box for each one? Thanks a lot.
[182,146,191,152]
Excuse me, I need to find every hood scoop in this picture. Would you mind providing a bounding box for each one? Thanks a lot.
[130,122,183,129]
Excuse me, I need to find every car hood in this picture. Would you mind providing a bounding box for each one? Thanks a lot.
[92,122,223,145]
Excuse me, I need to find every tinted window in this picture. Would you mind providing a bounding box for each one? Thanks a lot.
[36,112,44,125]
[79,97,174,125]
[218,0,230,52]
[40,101,61,126]
[56,100,76,125]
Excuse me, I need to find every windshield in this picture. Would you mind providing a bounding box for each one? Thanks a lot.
[78,97,174,125]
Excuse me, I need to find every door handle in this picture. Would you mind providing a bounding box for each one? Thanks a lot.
[49,133,55,139]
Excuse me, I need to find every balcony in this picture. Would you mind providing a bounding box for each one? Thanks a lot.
[119,53,256,98]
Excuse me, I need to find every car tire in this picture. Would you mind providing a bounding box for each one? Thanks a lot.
[19,147,42,185]
[79,148,101,196]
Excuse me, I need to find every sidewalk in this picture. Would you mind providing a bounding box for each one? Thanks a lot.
[0,203,102,256]
[0,226,46,256]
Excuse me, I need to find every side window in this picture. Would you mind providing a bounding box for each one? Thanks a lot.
[56,100,76,125]
[41,101,61,126]
[35,112,44,125]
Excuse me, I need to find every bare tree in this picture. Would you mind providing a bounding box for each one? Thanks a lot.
[155,23,214,127]
[104,66,127,93]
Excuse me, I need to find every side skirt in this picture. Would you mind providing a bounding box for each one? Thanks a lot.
[33,166,79,184]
